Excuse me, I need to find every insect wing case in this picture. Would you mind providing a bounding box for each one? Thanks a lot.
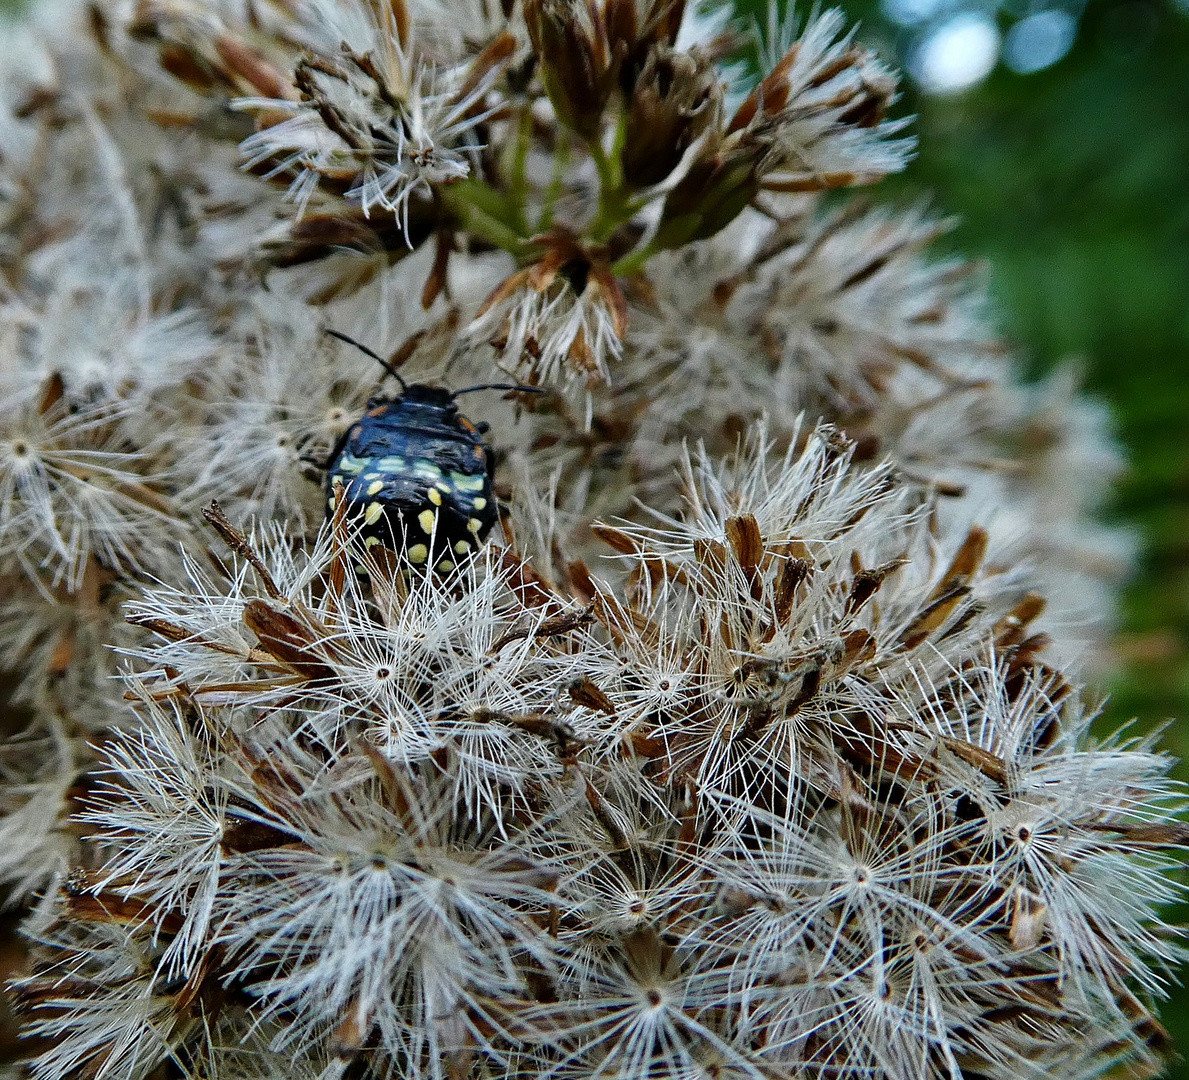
[327,386,497,567]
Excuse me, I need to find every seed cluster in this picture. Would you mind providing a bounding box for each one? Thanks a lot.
[24,430,1179,1080]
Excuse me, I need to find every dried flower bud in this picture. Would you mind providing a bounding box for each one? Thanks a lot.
[473,232,628,386]
[653,10,911,247]
[621,47,720,189]
[523,0,614,139]
[605,0,689,90]
[652,136,763,248]
[728,10,912,190]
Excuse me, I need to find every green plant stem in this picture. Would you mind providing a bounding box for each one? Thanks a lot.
[506,105,533,236]
[440,180,529,257]
[588,115,643,244]
[538,134,571,233]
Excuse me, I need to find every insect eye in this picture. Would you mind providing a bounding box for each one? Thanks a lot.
[475,421,490,435]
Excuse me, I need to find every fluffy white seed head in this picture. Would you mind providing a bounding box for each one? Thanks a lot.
[0,2,1181,1078]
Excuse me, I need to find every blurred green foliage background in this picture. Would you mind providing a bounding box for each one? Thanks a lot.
[780,0,1189,1067]
[0,0,1186,1068]
[848,0,1189,738]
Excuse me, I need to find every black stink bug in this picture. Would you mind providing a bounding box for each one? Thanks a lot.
[320,330,538,573]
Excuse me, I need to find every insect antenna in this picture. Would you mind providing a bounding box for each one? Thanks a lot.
[452,383,546,398]
[325,329,409,392]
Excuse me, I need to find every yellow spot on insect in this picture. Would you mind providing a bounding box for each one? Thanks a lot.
[426,488,442,506]
[472,497,486,510]
[364,502,384,526]
[437,559,454,573]
[377,456,405,471]
[408,543,428,564]
[418,509,436,534]
[338,455,366,474]
[364,536,381,548]
[367,480,384,496]
[467,518,482,534]
[454,540,471,555]
[327,497,336,510]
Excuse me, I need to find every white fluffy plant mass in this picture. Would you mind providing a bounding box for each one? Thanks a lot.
[0,0,1183,1078]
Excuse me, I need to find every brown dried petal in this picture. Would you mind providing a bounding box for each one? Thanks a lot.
[242,600,332,679]
[567,676,617,717]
